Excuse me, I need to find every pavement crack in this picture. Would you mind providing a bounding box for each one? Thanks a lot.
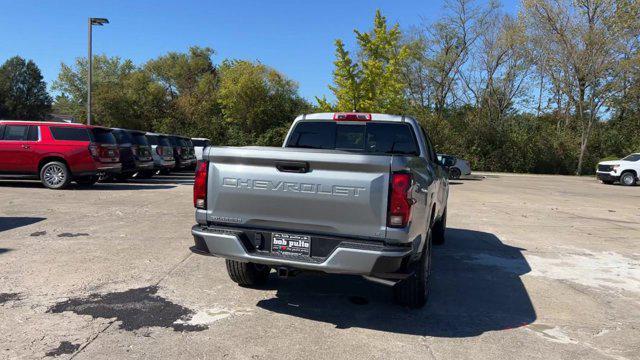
[155,252,193,286]
[69,320,116,359]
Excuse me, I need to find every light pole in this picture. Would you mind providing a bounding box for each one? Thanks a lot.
[87,17,109,125]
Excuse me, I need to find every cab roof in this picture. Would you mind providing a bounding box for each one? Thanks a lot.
[293,113,416,123]
[0,120,87,127]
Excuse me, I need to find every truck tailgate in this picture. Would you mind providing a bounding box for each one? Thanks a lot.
[205,146,390,240]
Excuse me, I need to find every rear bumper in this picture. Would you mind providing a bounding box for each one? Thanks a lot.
[177,158,196,169]
[135,160,154,171]
[191,225,413,276]
[154,158,176,170]
[97,162,121,174]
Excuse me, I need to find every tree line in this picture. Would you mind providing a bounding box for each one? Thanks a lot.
[1,0,638,175]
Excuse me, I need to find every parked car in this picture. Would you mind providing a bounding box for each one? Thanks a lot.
[596,153,640,186]
[182,137,197,170]
[0,120,120,189]
[437,154,471,180]
[192,138,211,161]
[168,135,196,171]
[145,132,175,176]
[110,128,154,180]
[191,112,450,308]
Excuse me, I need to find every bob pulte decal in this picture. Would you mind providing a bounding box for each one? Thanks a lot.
[222,178,366,197]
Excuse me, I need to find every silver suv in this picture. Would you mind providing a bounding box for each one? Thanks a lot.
[144,132,175,177]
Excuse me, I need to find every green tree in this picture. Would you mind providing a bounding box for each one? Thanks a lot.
[0,56,52,120]
[144,46,222,139]
[326,39,361,111]
[324,10,409,113]
[218,60,310,146]
[52,55,137,123]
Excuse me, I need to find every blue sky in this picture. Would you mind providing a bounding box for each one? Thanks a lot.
[0,0,519,103]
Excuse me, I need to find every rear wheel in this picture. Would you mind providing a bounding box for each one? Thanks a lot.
[620,172,636,186]
[225,260,270,287]
[394,229,432,308]
[114,173,133,182]
[138,170,156,179]
[40,161,71,189]
[449,167,461,180]
[75,176,98,186]
[432,208,447,245]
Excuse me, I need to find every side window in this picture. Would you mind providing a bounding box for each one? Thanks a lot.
[0,125,5,139]
[2,125,31,141]
[420,127,436,163]
[50,127,91,141]
[27,126,39,141]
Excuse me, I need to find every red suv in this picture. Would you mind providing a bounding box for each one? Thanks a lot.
[0,121,121,189]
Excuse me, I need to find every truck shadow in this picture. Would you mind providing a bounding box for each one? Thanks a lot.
[256,228,536,337]
[0,217,46,232]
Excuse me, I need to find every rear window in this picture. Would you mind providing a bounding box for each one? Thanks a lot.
[50,127,91,142]
[168,136,179,146]
[287,121,419,155]
[146,135,158,145]
[131,132,149,146]
[192,139,210,147]
[90,128,117,144]
[112,130,133,144]
[158,136,171,147]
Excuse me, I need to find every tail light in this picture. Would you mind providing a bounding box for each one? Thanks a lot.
[334,112,371,121]
[89,144,119,161]
[176,147,182,155]
[193,161,208,209]
[388,173,413,227]
[156,146,163,156]
[131,145,139,157]
[89,144,99,158]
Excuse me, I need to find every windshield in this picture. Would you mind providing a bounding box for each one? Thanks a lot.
[622,154,640,162]
[286,121,419,155]
[90,128,117,144]
[131,132,149,146]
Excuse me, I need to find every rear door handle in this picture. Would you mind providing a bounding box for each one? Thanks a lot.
[275,161,309,173]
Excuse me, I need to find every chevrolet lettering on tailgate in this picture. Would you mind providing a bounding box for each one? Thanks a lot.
[222,177,366,197]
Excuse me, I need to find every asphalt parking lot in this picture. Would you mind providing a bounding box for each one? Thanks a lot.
[1,173,639,360]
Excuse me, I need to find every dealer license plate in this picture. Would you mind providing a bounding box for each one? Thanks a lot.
[271,233,311,256]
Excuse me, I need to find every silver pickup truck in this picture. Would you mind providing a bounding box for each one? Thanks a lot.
[191,112,451,307]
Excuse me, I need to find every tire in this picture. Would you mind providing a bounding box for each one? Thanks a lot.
[98,174,113,182]
[139,170,155,179]
[114,173,133,182]
[75,176,99,186]
[225,260,271,287]
[620,172,637,186]
[432,208,447,245]
[394,229,432,308]
[449,167,461,180]
[40,161,71,189]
